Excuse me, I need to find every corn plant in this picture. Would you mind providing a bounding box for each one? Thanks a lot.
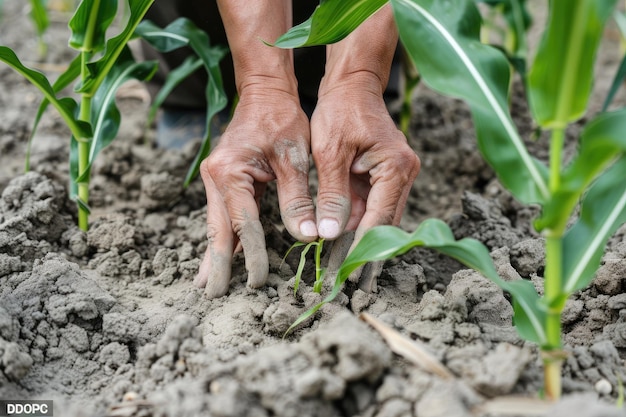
[275,0,626,401]
[0,0,226,230]
[284,239,326,295]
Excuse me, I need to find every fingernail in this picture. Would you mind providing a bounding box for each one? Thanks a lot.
[319,218,340,239]
[300,220,317,237]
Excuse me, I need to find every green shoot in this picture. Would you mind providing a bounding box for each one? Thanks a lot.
[283,238,325,295]
[29,0,50,57]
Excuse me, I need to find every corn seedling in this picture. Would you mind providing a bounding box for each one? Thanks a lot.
[283,238,326,295]
[275,0,626,401]
[1,0,226,230]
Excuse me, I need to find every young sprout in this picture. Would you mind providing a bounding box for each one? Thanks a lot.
[283,238,325,295]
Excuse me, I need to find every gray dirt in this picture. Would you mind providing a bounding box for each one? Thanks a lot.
[1,1,626,416]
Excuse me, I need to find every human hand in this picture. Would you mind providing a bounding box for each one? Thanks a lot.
[194,87,316,298]
[311,73,421,291]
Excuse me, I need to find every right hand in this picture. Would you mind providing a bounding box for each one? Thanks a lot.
[194,87,316,298]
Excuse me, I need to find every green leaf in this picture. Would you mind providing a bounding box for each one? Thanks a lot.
[69,0,118,52]
[528,0,618,128]
[536,109,626,232]
[136,18,229,185]
[602,53,626,112]
[146,56,203,126]
[293,241,317,296]
[507,279,547,347]
[272,0,387,48]
[134,19,191,52]
[29,0,50,37]
[0,46,90,140]
[287,220,546,346]
[27,54,82,171]
[78,0,155,94]
[391,0,548,205]
[478,0,531,58]
[75,47,157,183]
[562,156,626,295]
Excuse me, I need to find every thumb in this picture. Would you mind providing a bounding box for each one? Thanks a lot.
[313,150,352,240]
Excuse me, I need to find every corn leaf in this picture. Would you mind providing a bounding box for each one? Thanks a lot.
[562,147,626,296]
[536,109,626,232]
[528,0,618,128]
[478,0,531,58]
[287,220,546,346]
[146,56,203,126]
[69,0,118,52]
[392,0,548,205]
[273,0,387,48]
[27,54,82,171]
[602,53,626,112]
[77,0,155,94]
[74,48,157,184]
[0,46,90,140]
[135,18,228,185]
[134,19,190,52]
[29,0,50,38]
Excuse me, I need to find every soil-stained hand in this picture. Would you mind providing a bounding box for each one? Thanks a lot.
[311,75,420,289]
[195,89,316,298]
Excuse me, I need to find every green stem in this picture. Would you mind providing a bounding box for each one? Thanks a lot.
[313,239,325,293]
[543,127,566,400]
[75,0,101,231]
[543,352,563,401]
[77,80,91,231]
[549,128,565,192]
[544,234,562,350]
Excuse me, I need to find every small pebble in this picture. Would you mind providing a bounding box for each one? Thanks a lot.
[122,391,138,402]
[594,378,612,395]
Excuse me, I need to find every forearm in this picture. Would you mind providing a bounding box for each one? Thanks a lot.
[216,0,297,96]
[319,4,397,97]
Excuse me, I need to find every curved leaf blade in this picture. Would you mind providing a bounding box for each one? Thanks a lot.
[27,54,82,171]
[134,19,191,52]
[602,53,626,112]
[0,46,90,139]
[78,0,155,94]
[536,109,626,232]
[272,0,387,48]
[563,157,626,294]
[146,56,203,126]
[392,0,549,205]
[528,0,618,128]
[69,0,118,52]
[287,220,546,346]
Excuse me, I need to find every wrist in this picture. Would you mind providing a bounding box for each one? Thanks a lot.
[320,4,397,97]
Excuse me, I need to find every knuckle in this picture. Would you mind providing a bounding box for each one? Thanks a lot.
[281,196,314,219]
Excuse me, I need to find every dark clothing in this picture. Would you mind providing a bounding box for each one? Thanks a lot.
[142,1,325,113]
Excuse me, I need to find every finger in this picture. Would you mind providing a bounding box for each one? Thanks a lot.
[272,139,317,242]
[353,148,420,239]
[358,261,384,293]
[312,143,353,240]
[195,161,234,299]
[348,148,419,289]
[324,231,356,291]
[207,151,271,290]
